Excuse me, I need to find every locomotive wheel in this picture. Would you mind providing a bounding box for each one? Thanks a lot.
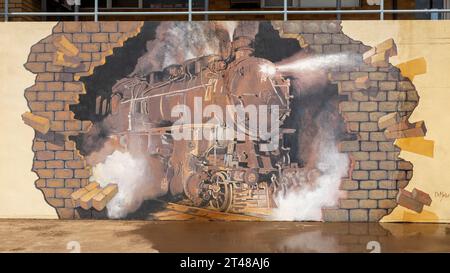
[184,172,208,207]
[209,172,233,212]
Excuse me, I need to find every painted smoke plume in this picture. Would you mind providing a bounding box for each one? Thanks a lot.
[272,134,349,221]
[88,140,166,219]
[275,52,361,94]
[132,21,259,76]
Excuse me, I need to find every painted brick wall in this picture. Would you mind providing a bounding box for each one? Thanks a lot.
[272,21,418,222]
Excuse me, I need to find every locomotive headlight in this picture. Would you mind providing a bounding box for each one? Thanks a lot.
[259,63,276,77]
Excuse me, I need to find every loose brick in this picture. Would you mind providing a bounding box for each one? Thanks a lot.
[396,189,423,213]
[412,188,432,206]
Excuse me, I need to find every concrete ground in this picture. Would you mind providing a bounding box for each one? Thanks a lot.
[0,220,450,253]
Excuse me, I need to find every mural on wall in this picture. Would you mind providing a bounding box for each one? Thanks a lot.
[17,21,438,222]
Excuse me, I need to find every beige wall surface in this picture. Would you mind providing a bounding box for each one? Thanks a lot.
[0,23,57,218]
[343,21,450,222]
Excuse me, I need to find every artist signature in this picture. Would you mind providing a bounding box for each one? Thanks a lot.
[435,191,450,202]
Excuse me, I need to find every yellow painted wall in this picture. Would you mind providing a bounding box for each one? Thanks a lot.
[0,23,58,218]
[343,21,450,222]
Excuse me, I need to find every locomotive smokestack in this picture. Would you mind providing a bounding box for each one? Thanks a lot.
[232,36,255,60]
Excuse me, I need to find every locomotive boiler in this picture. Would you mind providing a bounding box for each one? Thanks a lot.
[105,36,305,213]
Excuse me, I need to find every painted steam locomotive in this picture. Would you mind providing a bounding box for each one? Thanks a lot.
[106,36,304,213]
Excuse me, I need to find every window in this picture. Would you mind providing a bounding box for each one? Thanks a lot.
[230,0,261,8]
[262,0,294,7]
[261,0,360,8]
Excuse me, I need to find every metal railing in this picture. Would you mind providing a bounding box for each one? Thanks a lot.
[2,0,450,22]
